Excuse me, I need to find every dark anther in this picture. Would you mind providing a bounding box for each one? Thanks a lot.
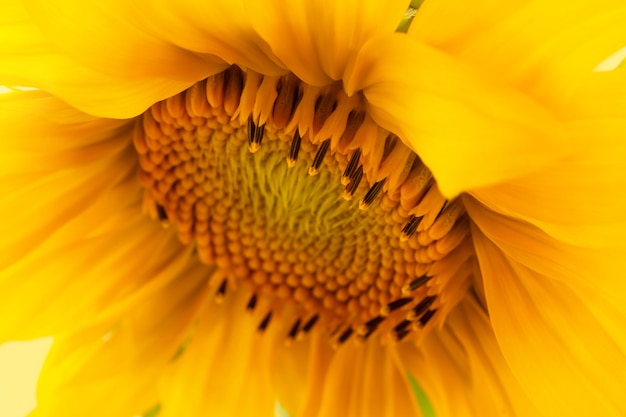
[216,279,227,296]
[288,130,302,166]
[403,274,432,294]
[401,215,422,239]
[344,165,363,198]
[360,178,386,208]
[247,115,265,152]
[246,293,257,311]
[383,297,413,315]
[288,318,302,339]
[215,279,227,303]
[364,315,385,330]
[418,309,438,327]
[433,200,450,222]
[302,314,319,333]
[357,316,384,339]
[309,139,331,175]
[360,327,376,340]
[395,328,411,342]
[394,319,412,334]
[254,124,265,145]
[258,311,273,331]
[411,295,437,319]
[156,204,168,222]
[337,327,354,344]
[342,148,362,181]
[247,115,256,147]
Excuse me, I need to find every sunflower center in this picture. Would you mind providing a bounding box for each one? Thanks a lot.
[133,66,473,345]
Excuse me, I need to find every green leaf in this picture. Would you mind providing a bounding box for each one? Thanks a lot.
[408,373,436,417]
[274,401,291,417]
[395,0,424,33]
[143,403,161,417]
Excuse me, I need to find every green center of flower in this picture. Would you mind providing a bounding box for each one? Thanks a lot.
[133,66,473,345]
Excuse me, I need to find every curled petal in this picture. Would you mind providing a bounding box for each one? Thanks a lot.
[470,70,626,247]
[346,33,567,197]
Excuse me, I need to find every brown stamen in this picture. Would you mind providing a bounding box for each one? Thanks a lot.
[359,178,386,209]
[343,165,363,200]
[418,309,438,327]
[246,293,258,311]
[287,131,302,167]
[408,295,437,321]
[302,315,319,333]
[309,139,331,176]
[402,274,433,295]
[215,279,227,303]
[341,148,362,185]
[258,311,273,332]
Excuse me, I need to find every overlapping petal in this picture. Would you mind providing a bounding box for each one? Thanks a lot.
[462,68,626,417]
[411,0,626,102]
[470,70,626,247]
[0,92,194,341]
[467,198,626,417]
[313,340,421,417]
[21,0,217,81]
[107,0,288,77]
[398,297,540,417]
[268,327,333,417]
[248,0,408,86]
[0,90,136,265]
[157,290,276,417]
[0,4,204,117]
[30,260,210,417]
[346,33,567,198]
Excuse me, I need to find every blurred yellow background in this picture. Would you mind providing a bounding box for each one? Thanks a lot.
[0,338,52,417]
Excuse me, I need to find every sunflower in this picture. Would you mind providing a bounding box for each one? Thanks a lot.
[2,0,626,416]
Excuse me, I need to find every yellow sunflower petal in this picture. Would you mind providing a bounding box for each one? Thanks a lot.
[268,328,333,417]
[312,340,421,417]
[468,202,626,417]
[31,262,209,417]
[22,0,214,81]
[409,0,523,50]
[0,91,137,265]
[0,92,194,341]
[0,10,197,117]
[446,298,540,417]
[397,297,540,417]
[0,207,204,343]
[411,1,626,103]
[466,194,626,325]
[470,71,626,247]
[346,33,567,197]
[157,290,275,417]
[248,0,408,86]
[397,329,473,417]
[117,0,287,77]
